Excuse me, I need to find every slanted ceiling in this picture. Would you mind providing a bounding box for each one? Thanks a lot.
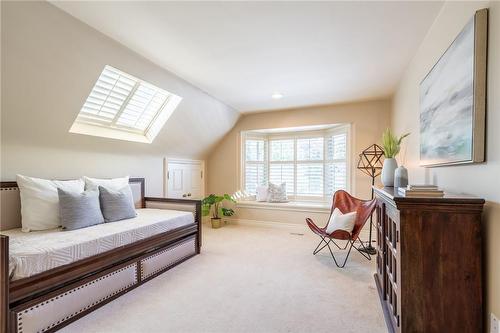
[1,1,240,160]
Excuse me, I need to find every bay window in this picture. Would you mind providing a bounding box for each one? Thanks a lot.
[242,124,350,202]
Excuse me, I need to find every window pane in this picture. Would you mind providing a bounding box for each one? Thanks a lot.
[246,139,265,162]
[269,164,294,194]
[297,137,323,161]
[270,139,294,161]
[297,164,324,196]
[326,133,347,160]
[325,162,347,195]
[245,163,266,194]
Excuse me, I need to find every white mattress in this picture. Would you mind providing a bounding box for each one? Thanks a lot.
[2,208,194,280]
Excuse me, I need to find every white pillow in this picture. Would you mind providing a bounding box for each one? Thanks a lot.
[256,185,269,202]
[16,174,85,232]
[267,182,288,203]
[325,208,357,234]
[84,176,129,191]
[84,176,134,207]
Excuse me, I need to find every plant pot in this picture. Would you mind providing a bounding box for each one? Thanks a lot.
[394,165,409,188]
[211,218,222,229]
[381,158,398,187]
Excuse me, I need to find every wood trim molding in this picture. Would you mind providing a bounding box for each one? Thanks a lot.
[9,225,197,304]
[0,182,201,333]
[1,236,9,333]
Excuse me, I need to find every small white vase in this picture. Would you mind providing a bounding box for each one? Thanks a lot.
[381,158,398,187]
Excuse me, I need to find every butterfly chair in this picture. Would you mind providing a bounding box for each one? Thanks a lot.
[306,190,377,268]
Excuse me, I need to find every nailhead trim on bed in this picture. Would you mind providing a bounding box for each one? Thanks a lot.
[140,237,195,280]
[16,263,138,333]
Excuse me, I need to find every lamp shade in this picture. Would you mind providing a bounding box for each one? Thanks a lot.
[357,144,384,178]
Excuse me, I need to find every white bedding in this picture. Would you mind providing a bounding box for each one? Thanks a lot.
[2,208,194,280]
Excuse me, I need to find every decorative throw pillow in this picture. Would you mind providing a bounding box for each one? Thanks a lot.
[83,176,129,191]
[256,185,269,202]
[267,182,288,203]
[16,174,85,232]
[325,208,357,234]
[99,186,137,222]
[84,176,136,208]
[58,188,104,231]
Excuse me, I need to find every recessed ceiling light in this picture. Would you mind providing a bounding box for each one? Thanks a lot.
[271,92,284,99]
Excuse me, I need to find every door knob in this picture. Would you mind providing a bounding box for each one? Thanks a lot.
[182,194,187,198]
[187,193,192,197]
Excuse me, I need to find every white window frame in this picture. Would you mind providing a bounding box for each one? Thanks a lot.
[240,124,351,202]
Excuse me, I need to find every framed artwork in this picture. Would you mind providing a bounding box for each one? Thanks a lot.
[420,8,487,167]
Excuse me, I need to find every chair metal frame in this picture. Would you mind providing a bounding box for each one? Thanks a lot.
[306,190,377,268]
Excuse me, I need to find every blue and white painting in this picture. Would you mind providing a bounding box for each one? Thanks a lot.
[420,17,475,166]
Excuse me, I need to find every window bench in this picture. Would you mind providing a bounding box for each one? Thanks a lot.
[236,200,331,213]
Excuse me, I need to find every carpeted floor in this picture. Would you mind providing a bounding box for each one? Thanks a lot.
[61,223,386,333]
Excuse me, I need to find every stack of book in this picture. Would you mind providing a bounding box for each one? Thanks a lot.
[398,185,444,197]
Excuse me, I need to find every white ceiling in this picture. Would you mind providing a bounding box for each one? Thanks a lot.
[51,1,443,113]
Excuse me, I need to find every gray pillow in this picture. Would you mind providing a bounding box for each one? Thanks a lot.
[58,188,104,231]
[267,182,289,203]
[99,185,137,222]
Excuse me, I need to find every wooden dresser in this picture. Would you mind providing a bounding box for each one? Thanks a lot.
[373,187,484,333]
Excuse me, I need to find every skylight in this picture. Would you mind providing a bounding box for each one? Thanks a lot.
[70,65,182,143]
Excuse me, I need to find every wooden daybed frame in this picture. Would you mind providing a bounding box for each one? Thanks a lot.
[0,178,202,333]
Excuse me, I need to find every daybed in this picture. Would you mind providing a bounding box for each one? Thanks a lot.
[0,178,201,333]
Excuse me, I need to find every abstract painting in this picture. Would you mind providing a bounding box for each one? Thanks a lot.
[420,9,487,166]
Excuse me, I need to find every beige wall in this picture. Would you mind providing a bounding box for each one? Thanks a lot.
[391,0,500,325]
[0,1,239,196]
[207,99,391,224]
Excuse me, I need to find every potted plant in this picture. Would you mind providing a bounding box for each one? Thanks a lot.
[381,129,410,187]
[202,194,236,228]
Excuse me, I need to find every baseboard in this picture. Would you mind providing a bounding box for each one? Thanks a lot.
[224,218,308,230]
[223,218,373,243]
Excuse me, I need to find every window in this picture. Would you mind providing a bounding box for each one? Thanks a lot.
[242,125,350,201]
[70,65,182,143]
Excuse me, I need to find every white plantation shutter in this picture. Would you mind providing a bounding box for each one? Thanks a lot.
[297,137,323,160]
[269,164,294,194]
[244,139,267,194]
[270,139,294,161]
[269,139,294,194]
[74,65,181,143]
[296,137,324,196]
[242,126,349,201]
[325,132,348,195]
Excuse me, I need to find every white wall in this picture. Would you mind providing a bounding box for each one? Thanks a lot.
[391,0,500,326]
[1,1,239,196]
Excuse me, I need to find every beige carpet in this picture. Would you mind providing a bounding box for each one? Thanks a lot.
[61,223,386,333]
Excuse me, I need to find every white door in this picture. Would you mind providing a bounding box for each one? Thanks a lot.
[167,163,187,199]
[165,159,204,199]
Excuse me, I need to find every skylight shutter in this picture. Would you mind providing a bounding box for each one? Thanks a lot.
[78,67,135,125]
[72,65,182,143]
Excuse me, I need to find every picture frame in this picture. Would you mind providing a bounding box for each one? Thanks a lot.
[419,8,487,167]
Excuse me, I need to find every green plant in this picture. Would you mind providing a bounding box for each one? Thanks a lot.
[221,208,235,217]
[202,194,236,219]
[382,129,410,158]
